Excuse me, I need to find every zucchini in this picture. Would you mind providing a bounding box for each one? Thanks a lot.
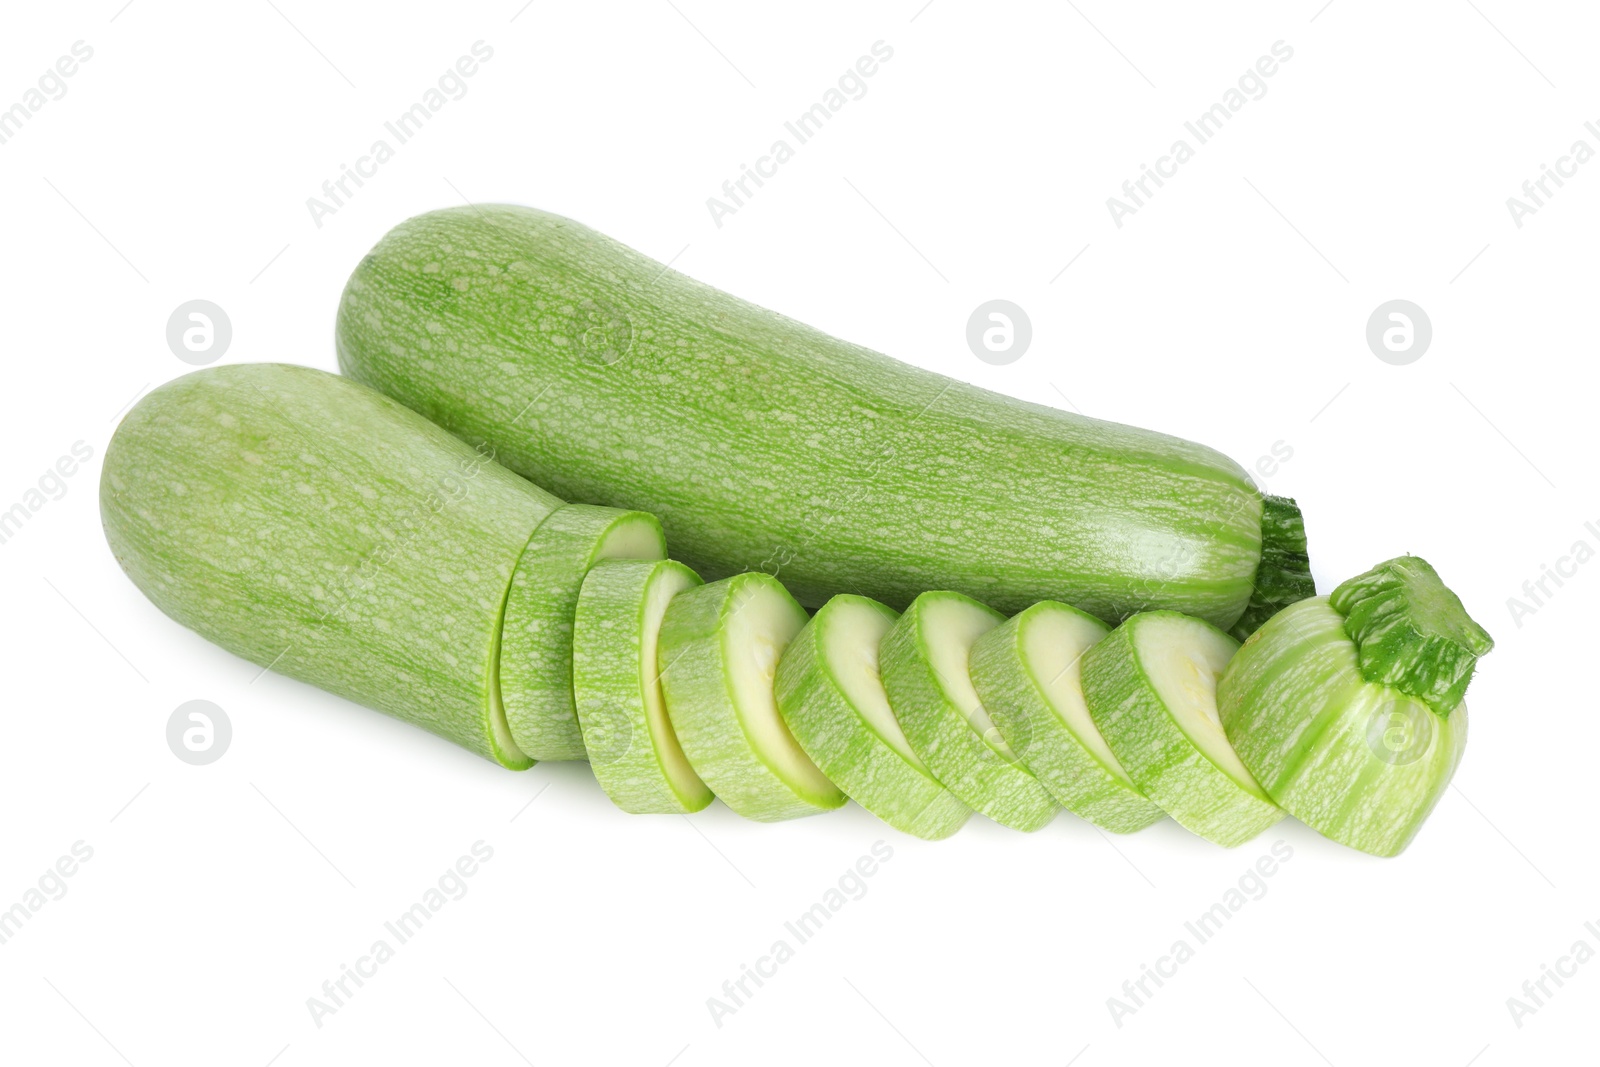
[100,364,561,767]
[572,559,712,813]
[657,573,845,821]
[774,595,972,840]
[1081,612,1282,846]
[879,591,1058,831]
[500,503,666,761]
[336,204,1312,629]
[1218,557,1489,856]
[968,602,1165,834]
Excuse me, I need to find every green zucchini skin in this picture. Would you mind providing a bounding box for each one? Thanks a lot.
[880,592,1058,831]
[968,602,1166,834]
[657,574,846,821]
[572,559,713,813]
[337,205,1270,626]
[774,595,972,840]
[500,503,666,761]
[1081,613,1283,847]
[100,364,561,767]
[1217,597,1469,857]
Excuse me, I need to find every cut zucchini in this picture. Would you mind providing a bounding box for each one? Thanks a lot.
[501,504,666,761]
[1218,557,1488,856]
[879,591,1058,832]
[774,595,972,840]
[1081,612,1281,847]
[572,559,711,813]
[100,363,561,768]
[658,573,845,821]
[969,602,1165,834]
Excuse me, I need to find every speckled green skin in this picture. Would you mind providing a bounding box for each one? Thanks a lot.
[572,559,711,813]
[658,574,845,821]
[501,503,665,761]
[1081,614,1282,847]
[775,596,971,840]
[336,204,1270,626]
[880,592,1058,832]
[969,603,1165,834]
[100,364,561,767]
[1218,597,1468,857]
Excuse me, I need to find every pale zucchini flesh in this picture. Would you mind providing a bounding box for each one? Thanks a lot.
[501,503,666,761]
[969,602,1164,834]
[775,595,972,840]
[658,573,844,821]
[101,364,561,768]
[572,559,712,813]
[880,591,1058,832]
[1081,612,1282,847]
[335,204,1316,629]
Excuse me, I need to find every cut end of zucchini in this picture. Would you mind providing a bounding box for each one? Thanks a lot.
[1328,555,1492,716]
[1230,494,1315,641]
[500,504,667,762]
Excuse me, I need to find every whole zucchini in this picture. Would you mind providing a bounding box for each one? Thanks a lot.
[337,205,1309,628]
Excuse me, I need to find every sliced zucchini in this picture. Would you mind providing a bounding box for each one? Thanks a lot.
[501,504,666,761]
[969,602,1165,834]
[879,591,1058,832]
[774,595,972,840]
[1081,612,1281,847]
[572,559,711,814]
[658,573,845,821]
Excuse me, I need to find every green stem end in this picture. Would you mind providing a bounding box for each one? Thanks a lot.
[1230,494,1316,642]
[1329,555,1493,716]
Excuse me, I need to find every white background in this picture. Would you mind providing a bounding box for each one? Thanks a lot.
[0,1,1593,1064]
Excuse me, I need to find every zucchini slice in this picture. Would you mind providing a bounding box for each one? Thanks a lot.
[969,602,1164,834]
[501,504,666,761]
[880,591,1058,832]
[658,573,845,821]
[572,559,711,813]
[775,595,972,840]
[1081,612,1282,847]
